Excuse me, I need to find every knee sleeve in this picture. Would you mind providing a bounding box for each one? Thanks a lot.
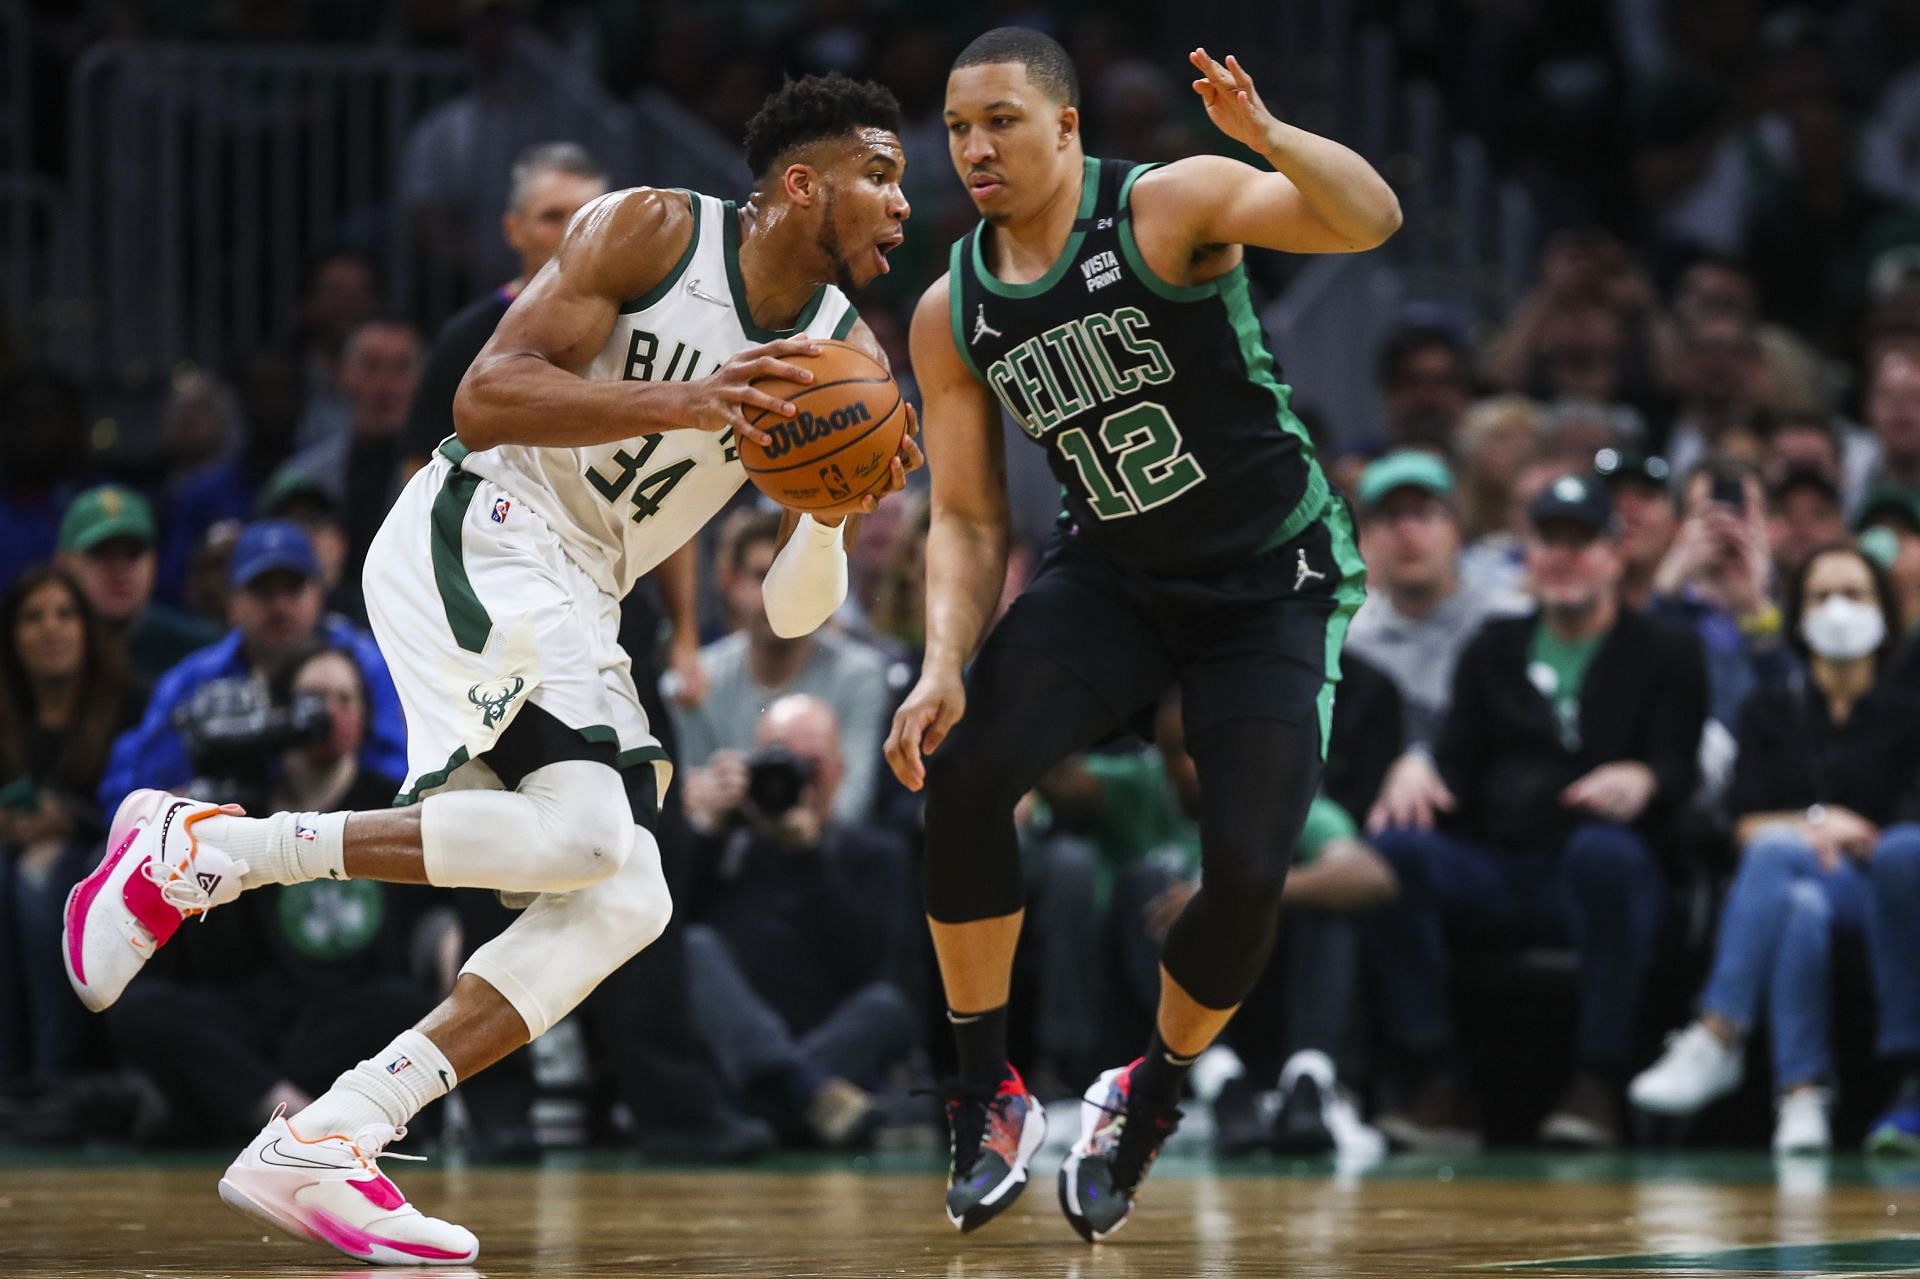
[920,746,1030,924]
[421,759,634,893]
[1160,864,1290,1010]
[461,823,672,1038]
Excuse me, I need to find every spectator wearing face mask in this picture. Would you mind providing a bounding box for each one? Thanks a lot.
[1630,544,1920,1156]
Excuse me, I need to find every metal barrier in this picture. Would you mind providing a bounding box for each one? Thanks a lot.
[51,34,746,380]
[1260,23,1539,448]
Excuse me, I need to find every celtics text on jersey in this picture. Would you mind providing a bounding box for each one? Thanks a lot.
[949,156,1329,573]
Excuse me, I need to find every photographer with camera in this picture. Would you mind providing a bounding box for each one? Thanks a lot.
[668,510,890,824]
[96,521,404,816]
[679,695,915,1148]
[103,641,447,1141]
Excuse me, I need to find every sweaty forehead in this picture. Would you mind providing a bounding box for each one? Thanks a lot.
[814,128,904,169]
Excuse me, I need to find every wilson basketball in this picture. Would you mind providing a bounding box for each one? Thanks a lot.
[740,340,904,512]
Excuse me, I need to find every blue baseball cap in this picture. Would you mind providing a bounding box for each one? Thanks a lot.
[229,520,320,589]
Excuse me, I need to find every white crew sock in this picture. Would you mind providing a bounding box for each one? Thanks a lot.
[198,811,348,890]
[288,1029,457,1138]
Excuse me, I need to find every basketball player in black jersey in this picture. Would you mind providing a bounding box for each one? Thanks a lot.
[882,28,1400,1240]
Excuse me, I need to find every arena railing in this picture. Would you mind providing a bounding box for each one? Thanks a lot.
[1259,24,1538,450]
[54,33,742,382]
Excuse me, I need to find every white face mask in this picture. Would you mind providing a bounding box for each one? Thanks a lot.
[1801,596,1885,661]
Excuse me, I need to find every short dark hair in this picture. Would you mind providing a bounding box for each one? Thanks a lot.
[743,73,903,181]
[952,26,1079,107]
[1376,321,1474,390]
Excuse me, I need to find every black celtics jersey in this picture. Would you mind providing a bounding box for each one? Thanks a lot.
[950,156,1329,574]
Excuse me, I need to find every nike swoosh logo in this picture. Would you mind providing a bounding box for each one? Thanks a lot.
[257,1137,346,1170]
[685,278,728,307]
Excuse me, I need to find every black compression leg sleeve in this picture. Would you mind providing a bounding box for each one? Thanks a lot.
[921,642,1128,924]
[1159,716,1323,1010]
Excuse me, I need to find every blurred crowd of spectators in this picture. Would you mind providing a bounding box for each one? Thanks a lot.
[6,0,1920,1162]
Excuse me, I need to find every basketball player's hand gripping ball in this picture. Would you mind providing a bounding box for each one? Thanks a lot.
[737,339,922,516]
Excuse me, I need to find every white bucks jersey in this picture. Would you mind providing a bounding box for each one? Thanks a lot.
[458,189,859,598]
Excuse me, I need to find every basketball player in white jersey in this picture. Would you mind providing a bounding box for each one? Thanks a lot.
[62,74,915,1265]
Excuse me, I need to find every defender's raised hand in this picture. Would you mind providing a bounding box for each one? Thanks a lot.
[1189,48,1281,154]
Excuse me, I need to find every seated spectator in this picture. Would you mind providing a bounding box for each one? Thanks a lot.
[284,318,424,621]
[1454,395,1544,550]
[1592,451,1676,611]
[55,485,221,684]
[98,521,405,816]
[1485,230,1667,420]
[1665,308,1769,481]
[1862,341,1920,502]
[1348,451,1527,753]
[1762,410,1846,494]
[1459,453,1571,600]
[399,141,610,480]
[0,567,143,1094]
[1856,487,1920,636]
[153,370,255,609]
[1630,544,1920,1155]
[680,695,915,1148]
[669,510,889,823]
[1635,459,1797,734]
[284,249,379,452]
[1365,474,1709,1151]
[254,466,352,616]
[1769,466,1850,583]
[1371,310,1476,456]
[1540,400,1648,466]
[1035,692,1397,1158]
[103,642,444,1142]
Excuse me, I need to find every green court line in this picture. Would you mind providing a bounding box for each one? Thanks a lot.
[1492,1236,1920,1273]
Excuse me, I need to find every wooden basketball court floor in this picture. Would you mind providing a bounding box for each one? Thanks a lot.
[4,1151,1920,1278]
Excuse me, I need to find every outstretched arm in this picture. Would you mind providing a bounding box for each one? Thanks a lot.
[883,275,1010,791]
[456,188,819,451]
[1141,49,1401,256]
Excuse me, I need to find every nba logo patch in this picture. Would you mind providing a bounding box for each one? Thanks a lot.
[491,497,511,523]
[295,823,317,843]
[386,1056,413,1075]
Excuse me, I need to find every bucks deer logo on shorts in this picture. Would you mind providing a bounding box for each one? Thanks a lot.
[468,676,525,729]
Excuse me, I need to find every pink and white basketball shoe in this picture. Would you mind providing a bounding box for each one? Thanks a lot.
[219,1110,479,1265]
[63,789,249,1012]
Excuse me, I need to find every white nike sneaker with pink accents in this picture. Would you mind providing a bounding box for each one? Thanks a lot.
[219,1112,478,1266]
[63,789,249,1012]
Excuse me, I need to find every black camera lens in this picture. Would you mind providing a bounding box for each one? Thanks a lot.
[745,745,815,817]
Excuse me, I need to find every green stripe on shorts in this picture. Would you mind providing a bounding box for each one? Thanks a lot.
[1317,497,1369,758]
[429,463,493,654]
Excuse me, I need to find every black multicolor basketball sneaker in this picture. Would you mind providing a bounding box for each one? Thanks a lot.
[1058,1059,1182,1242]
[940,1066,1046,1231]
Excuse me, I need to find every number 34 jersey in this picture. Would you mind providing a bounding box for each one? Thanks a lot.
[457,188,858,599]
[950,156,1329,575]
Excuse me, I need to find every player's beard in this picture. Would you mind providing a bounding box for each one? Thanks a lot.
[815,188,859,294]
